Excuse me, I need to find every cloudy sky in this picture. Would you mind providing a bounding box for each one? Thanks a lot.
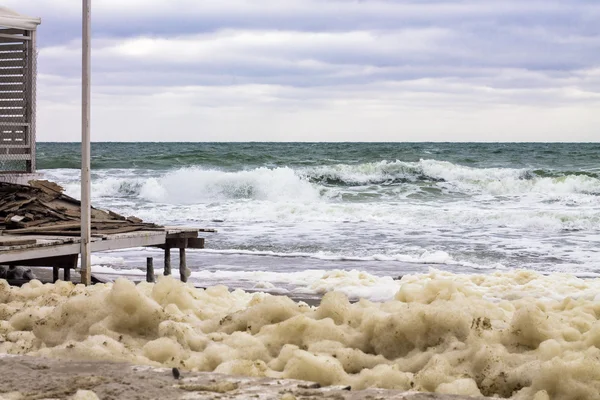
[6,0,600,142]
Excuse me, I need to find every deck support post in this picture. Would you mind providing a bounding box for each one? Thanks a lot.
[52,266,59,283]
[63,266,70,282]
[146,257,154,283]
[179,248,187,282]
[164,247,171,275]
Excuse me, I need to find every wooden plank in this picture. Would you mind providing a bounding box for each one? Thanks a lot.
[0,50,24,57]
[29,180,64,196]
[0,76,24,83]
[164,226,217,234]
[0,115,25,121]
[0,237,36,246]
[155,237,205,249]
[0,60,25,68]
[91,231,165,251]
[0,84,25,92]
[0,92,24,100]
[7,254,78,268]
[0,238,71,251]
[0,117,25,123]
[10,230,81,236]
[0,197,34,212]
[0,231,167,264]
[164,238,188,248]
[0,29,27,36]
[5,222,82,234]
[0,242,81,264]
[106,209,126,220]
[0,99,25,106]
[166,231,200,239]
[94,226,142,235]
[96,230,166,241]
[0,68,25,77]
[0,124,28,131]
[0,44,26,52]
[0,234,79,243]
[0,132,25,139]
[0,110,25,116]
[0,34,28,42]
[188,237,205,249]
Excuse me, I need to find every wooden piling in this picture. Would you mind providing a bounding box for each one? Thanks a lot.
[63,266,70,282]
[146,257,154,283]
[164,247,171,275]
[52,266,59,283]
[179,248,187,283]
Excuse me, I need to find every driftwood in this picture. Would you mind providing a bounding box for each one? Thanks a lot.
[0,180,162,236]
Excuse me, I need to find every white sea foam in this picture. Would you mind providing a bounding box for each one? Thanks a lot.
[91,265,144,275]
[39,164,600,275]
[101,167,324,204]
[5,271,600,398]
[89,265,513,302]
[184,269,400,301]
[197,248,453,264]
[43,160,600,205]
[303,159,600,196]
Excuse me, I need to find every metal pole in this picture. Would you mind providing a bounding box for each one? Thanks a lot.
[80,0,92,285]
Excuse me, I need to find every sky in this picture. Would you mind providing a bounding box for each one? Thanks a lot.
[5,0,600,142]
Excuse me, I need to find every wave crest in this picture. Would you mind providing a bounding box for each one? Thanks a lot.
[56,159,600,205]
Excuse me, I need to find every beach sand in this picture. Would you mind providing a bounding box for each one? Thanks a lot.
[0,355,487,399]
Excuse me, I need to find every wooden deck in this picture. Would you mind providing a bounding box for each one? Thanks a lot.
[0,226,212,284]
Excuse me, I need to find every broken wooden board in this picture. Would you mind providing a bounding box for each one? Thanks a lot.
[0,237,36,246]
[0,181,163,235]
[28,180,65,197]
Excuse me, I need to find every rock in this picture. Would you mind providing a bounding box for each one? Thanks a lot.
[0,265,36,281]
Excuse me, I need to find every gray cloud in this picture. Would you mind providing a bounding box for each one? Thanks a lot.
[3,0,600,141]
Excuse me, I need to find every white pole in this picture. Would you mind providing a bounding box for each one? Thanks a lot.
[81,0,91,285]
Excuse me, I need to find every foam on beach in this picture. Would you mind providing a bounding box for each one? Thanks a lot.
[2,270,600,399]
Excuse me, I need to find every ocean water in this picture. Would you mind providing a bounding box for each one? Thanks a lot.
[37,142,600,298]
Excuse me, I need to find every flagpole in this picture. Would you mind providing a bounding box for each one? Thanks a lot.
[81,0,91,285]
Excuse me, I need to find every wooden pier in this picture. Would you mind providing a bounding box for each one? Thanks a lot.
[0,226,210,284]
[0,181,216,285]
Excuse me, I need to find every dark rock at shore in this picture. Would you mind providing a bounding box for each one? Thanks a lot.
[0,265,36,281]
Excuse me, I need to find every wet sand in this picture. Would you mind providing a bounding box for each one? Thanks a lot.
[0,355,488,399]
[24,267,325,306]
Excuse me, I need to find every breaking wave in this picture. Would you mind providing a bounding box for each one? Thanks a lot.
[53,159,600,205]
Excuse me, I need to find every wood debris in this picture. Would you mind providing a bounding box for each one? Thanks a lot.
[0,180,162,236]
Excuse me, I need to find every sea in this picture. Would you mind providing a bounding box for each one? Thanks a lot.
[37,142,600,300]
